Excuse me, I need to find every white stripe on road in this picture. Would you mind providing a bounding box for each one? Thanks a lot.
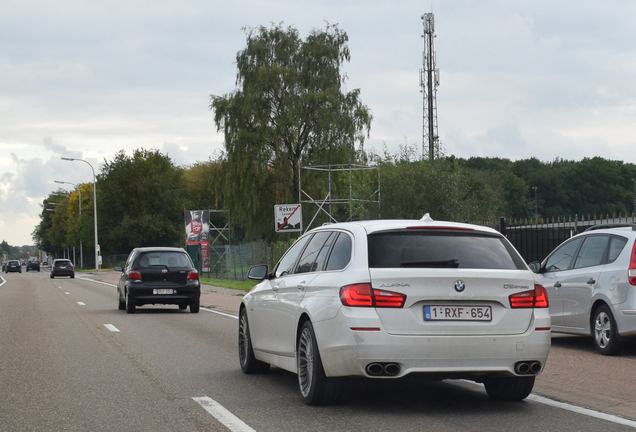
[103,324,120,332]
[201,307,238,319]
[193,397,256,432]
[464,380,636,428]
[0,276,6,287]
[64,292,70,295]
[77,302,86,306]
[527,394,636,428]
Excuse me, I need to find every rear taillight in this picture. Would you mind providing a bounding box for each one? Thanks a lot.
[128,270,142,281]
[187,269,199,281]
[509,284,549,308]
[629,240,636,286]
[340,283,406,308]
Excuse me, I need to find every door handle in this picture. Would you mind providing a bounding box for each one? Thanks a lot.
[554,282,561,288]
[297,282,307,291]
[587,278,596,285]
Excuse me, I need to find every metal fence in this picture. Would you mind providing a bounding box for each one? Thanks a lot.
[495,214,636,264]
[204,240,289,281]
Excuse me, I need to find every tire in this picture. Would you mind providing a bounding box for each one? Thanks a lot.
[592,305,622,356]
[238,308,269,374]
[190,301,200,313]
[297,320,342,405]
[71,274,75,279]
[125,291,136,314]
[118,291,126,311]
[484,376,535,401]
[178,304,188,310]
[50,274,54,278]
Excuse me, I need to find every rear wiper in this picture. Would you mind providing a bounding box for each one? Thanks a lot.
[400,259,460,268]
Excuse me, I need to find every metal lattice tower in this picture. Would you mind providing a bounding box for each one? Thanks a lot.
[420,13,440,161]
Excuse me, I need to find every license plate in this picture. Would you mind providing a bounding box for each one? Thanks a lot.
[424,305,492,321]
[153,289,174,295]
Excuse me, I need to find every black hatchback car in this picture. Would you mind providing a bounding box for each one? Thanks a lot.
[5,260,21,273]
[115,247,201,314]
[50,259,75,278]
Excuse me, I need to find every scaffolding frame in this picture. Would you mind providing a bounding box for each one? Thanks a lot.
[298,163,380,233]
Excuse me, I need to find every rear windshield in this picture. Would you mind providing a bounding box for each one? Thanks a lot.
[368,231,526,270]
[134,251,192,268]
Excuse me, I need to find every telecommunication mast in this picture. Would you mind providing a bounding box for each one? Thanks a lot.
[420,13,440,161]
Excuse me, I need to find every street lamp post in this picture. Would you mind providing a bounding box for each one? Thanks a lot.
[62,158,99,272]
[55,180,83,269]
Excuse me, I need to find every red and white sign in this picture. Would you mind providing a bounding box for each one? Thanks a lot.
[275,204,302,233]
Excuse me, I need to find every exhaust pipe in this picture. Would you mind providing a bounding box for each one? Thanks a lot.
[515,362,530,374]
[366,363,384,376]
[515,361,543,375]
[384,363,401,376]
[366,362,402,376]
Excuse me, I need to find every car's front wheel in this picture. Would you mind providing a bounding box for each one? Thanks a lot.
[484,376,535,401]
[593,304,622,356]
[297,320,341,405]
[125,291,135,314]
[238,308,269,374]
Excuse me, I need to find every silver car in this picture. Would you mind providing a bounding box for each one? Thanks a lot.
[240,215,551,404]
[531,224,636,355]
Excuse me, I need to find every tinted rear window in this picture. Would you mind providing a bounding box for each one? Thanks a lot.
[368,231,526,270]
[134,251,192,268]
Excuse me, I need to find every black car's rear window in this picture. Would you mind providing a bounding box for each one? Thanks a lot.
[368,231,526,270]
[134,251,191,268]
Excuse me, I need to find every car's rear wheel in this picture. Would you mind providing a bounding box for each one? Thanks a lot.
[190,301,200,313]
[178,303,188,310]
[484,376,535,401]
[238,308,269,374]
[297,320,341,405]
[593,305,622,356]
[125,291,135,314]
[118,292,126,311]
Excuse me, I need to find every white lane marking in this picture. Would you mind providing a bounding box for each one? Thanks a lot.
[193,397,256,432]
[464,380,636,428]
[104,324,120,332]
[201,307,238,320]
[80,277,116,287]
[77,302,86,306]
[64,292,70,295]
[527,394,636,428]
[0,276,6,287]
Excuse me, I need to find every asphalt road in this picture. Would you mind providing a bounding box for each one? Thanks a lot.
[1,269,636,432]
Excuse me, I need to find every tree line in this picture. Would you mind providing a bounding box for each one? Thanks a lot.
[29,23,636,266]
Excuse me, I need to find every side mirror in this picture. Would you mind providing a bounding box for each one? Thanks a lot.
[528,262,543,274]
[114,266,123,272]
[247,264,269,281]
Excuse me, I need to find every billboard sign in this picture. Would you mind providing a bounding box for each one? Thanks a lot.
[185,210,210,272]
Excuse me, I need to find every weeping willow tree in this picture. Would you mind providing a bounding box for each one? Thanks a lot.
[211,22,372,238]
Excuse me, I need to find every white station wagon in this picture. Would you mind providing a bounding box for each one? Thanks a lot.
[239,215,551,404]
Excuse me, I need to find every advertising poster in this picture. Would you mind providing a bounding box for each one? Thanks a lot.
[185,210,210,272]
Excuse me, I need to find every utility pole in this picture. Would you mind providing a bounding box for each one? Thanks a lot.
[420,13,440,161]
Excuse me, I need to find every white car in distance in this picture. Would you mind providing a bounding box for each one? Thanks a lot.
[239,214,551,404]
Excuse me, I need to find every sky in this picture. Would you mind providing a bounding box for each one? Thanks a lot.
[2,0,636,246]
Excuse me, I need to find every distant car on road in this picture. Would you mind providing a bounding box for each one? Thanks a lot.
[240,215,551,404]
[531,223,636,355]
[50,259,74,278]
[26,259,40,272]
[5,260,22,273]
[115,247,201,314]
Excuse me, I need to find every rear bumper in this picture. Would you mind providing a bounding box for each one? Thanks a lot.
[126,284,200,306]
[313,309,551,379]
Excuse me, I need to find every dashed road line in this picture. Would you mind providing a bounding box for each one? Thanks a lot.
[104,324,120,332]
[193,397,256,432]
[77,302,86,306]
[527,394,636,428]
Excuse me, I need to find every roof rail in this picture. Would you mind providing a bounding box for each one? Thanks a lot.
[584,223,636,232]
